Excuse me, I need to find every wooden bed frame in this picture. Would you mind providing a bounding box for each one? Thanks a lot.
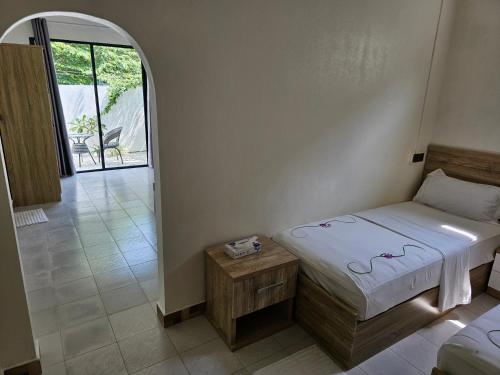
[293,144,500,369]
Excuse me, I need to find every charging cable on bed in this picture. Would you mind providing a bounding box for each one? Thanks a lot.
[346,244,424,275]
[487,330,500,349]
[290,216,357,238]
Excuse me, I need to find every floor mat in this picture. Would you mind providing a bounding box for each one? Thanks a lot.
[14,208,48,227]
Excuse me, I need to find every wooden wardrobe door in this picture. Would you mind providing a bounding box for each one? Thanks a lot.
[0,44,61,207]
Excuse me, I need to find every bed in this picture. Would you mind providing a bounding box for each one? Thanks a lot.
[273,144,500,368]
[432,304,500,375]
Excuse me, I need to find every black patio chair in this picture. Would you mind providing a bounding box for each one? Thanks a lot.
[98,127,123,164]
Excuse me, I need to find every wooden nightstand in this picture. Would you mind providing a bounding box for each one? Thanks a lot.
[205,236,299,350]
[487,248,500,299]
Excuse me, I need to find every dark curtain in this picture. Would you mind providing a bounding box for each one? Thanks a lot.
[31,18,75,177]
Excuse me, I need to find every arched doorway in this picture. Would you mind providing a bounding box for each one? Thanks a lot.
[0,12,165,373]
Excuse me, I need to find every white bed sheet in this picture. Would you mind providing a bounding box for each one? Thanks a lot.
[357,202,500,311]
[274,202,500,320]
[274,214,443,320]
[438,304,500,375]
[358,202,500,271]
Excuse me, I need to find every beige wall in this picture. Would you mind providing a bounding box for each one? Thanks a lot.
[432,0,500,152]
[0,141,36,370]
[0,0,447,368]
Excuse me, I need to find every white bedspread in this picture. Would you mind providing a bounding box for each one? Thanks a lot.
[356,202,486,311]
[274,215,443,320]
[438,304,500,375]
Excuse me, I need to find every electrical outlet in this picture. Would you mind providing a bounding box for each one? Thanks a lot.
[412,153,425,163]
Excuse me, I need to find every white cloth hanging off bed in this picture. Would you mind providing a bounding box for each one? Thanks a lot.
[357,201,477,311]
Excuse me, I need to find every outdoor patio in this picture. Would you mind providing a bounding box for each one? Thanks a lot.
[75,150,148,171]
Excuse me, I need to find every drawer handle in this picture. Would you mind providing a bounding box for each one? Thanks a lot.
[256,282,284,294]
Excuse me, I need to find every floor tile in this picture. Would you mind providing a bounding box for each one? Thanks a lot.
[80,232,115,247]
[49,238,83,253]
[166,315,218,353]
[463,293,500,316]
[109,303,158,340]
[31,307,60,338]
[132,356,189,375]
[94,266,137,292]
[280,335,316,356]
[61,317,115,358]
[181,338,243,375]
[118,327,177,373]
[101,283,148,314]
[27,287,57,312]
[50,250,87,269]
[119,200,146,209]
[360,347,423,375]
[272,324,311,349]
[391,334,438,374]
[75,222,108,236]
[54,277,98,305]
[110,226,144,241]
[116,238,153,253]
[131,214,155,226]
[131,260,158,282]
[38,332,64,366]
[57,295,106,328]
[123,247,157,266]
[244,349,289,373]
[235,336,283,367]
[103,216,135,228]
[140,278,160,302]
[65,343,127,375]
[51,263,92,285]
[88,253,128,274]
[24,270,53,292]
[417,308,476,347]
[83,242,121,260]
[21,253,51,275]
[41,362,67,375]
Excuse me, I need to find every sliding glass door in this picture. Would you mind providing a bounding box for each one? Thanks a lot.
[51,40,148,172]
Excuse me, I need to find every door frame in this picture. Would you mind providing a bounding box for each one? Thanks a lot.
[46,38,149,173]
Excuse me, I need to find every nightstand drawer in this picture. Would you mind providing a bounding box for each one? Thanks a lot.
[232,264,298,318]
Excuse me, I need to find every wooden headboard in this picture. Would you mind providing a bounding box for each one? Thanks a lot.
[424,144,500,187]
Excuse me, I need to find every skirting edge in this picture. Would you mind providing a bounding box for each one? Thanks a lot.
[156,302,206,328]
[4,359,41,375]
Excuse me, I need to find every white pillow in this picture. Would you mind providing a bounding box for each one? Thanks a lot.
[414,169,500,222]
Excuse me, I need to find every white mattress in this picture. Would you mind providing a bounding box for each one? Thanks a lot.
[274,202,500,320]
[438,304,500,375]
[358,202,500,270]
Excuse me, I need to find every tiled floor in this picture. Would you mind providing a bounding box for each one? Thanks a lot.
[15,167,500,374]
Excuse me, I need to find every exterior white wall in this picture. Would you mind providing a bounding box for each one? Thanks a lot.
[60,85,146,152]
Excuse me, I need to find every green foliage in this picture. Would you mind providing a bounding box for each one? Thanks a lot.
[51,42,142,113]
[69,114,106,134]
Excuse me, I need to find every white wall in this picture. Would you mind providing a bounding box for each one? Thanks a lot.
[431,0,500,152]
[0,141,36,370]
[0,0,448,368]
